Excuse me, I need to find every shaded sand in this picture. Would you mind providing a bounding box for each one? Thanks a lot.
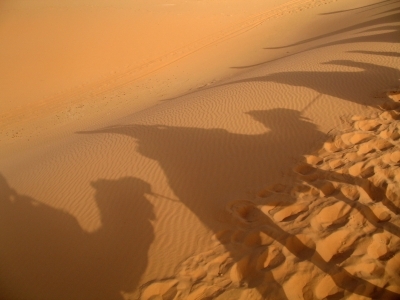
[0,176,154,299]
[140,92,400,299]
[1,0,400,299]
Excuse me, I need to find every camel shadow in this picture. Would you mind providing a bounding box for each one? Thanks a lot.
[231,6,399,71]
[79,108,326,232]
[0,174,155,300]
[226,60,400,107]
[78,106,400,298]
[318,0,393,16]
[264,10,400,51]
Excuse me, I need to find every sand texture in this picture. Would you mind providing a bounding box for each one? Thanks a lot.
[0,0,400,299]
[139,92,400,299]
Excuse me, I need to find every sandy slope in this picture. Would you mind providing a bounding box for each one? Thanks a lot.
[140,91,400,299]
[0,0,399,299]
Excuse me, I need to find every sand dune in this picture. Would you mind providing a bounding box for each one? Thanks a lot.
[1,0,400,299]
[139,92,400,299]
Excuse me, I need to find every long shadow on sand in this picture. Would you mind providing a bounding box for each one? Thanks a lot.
[263,10,400,51]
[318,0,394,16]
[163,58,399,111]
[79,107,400,298]
[226,60,400,107]
[79,109,325,228]
[0,175,154,300]
[231,6,400,70]
[348,50,400,58]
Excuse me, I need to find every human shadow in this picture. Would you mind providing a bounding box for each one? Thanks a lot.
[163,8,399,106]
[348,50,400,57]
[227,7,400,72]
[264,11,400,51]
[224,60,400,107]
[78,108,325,299]
[79,109,326,231]
[373,5,400,16]
[78,107,400,298]
[0,174,155,300]
[319,0,394,15]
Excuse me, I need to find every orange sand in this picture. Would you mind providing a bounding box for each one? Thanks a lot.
[1,0,400,299]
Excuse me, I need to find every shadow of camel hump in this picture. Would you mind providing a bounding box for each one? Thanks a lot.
[264,11,400,50]
[76,104,400,298]
[348,50,400,58]
[318,0,393,15]
[78,108,326,231]
[0,174,154,300]
[224,60,400,107]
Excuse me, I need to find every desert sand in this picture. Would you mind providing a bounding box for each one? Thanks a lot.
[1,0,400,299]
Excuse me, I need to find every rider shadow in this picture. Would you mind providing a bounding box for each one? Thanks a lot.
[0,174,154,300]
[264,11,400,51]
[78,107,400,298]
[225,60,400,107]
[230,9,400,71]
[347,50,400,58]
[318,0,393,16]
[79,108,326,231]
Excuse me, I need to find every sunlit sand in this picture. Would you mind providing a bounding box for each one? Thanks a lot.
[1,0,400,299]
